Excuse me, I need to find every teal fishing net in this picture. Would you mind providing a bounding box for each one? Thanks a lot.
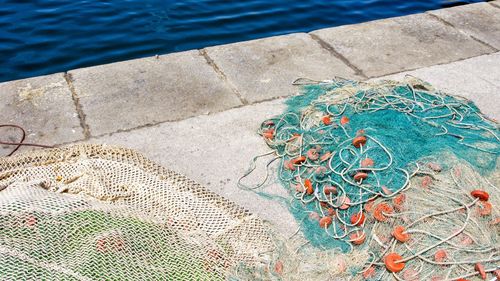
[240,77,499,280]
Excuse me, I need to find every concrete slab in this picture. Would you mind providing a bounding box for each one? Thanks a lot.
[205,33,361,104]
[429,2,500,50]
[311,13,495,77]
[69,51,242,137]
[90,99,299,236]
[0,73,83,156]
[376,52,500,120]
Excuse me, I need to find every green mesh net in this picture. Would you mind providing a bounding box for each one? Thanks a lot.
[0,145,279,281]
[240,77,499,280]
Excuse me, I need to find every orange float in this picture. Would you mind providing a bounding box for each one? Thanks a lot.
[353,172,368,181]
[304,179,313,195]
[262,128,274,139]
[320,151,332,162]
[350,212,366,226]
[474,263,486,280]
[470,190,489,201]
[392,193,406,206]
[338,196,351,210]
[352,136,367,148]
[364,200,375,213]
[274,260,283,275]
[291,156,306,165]
[477,201,492,216]
[373,203,393,222]
[340,116,349,125]
[360,157,374,167]
[322,115,332,125]
[384,253,405,272]
[392,226,410,242]
[434,249,447,263]
[362,266,375,279]
[319,216,332,228]
[323,185,337,195]
[350,231,366,245]
[307,148,319,161]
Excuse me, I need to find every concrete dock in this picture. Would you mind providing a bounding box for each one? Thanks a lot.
[1,2,499,235]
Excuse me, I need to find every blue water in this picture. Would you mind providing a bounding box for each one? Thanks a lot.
[0,0,485,83]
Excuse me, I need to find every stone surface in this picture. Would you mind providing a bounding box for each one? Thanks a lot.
[376,52,500,120]
[205,33,361,103]
[429,2,500,49]
[0,73,83,156]
[90,99,299,236]
[69,51,242,137]
[312,13,495,77]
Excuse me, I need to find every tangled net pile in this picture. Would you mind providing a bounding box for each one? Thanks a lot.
[242,77,500,280]
[0,145,279,280]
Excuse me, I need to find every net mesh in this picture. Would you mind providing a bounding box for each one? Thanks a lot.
[239,76,500,280]
[0,144,277,281]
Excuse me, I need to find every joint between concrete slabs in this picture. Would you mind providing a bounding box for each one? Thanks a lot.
[64,73,91,139]
[308,33,368,79]
[426,12,499,52]
[199,49,249,105]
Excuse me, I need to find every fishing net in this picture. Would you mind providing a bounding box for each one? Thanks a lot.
[0,144,279,281]
[240,76,500,280]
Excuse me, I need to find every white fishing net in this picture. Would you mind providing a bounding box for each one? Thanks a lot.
[0,144,276,280]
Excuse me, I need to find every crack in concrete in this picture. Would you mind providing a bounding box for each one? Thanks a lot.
[308,33,368,79]
[64,73,91,140]
[199,49,248,105]
[427,12,499,52]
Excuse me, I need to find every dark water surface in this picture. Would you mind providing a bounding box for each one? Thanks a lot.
[0,0,484,82]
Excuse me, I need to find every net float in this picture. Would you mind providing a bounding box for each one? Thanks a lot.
[319,216,332,228]
[474,263,486,280]
[338,196,351,210]
[274,260,283,275]
[304,179,313,195]
[352,136,367,148]
[323,185,337,195]
[373,203,393,222]
[340,116,349,125]
[427,162,442,172]
[291,156,306,165]
[470,190,489,201]
[322,115,332,125]
[364,200,375,213]
[353,172,368,182]
[434,249,447,263]
[392,225,410,242]
[362,266,375,279]
[477,201,492,216]
[262,128,274,139]
[320,151,332,162]
[350,231,366,245]
[360,157,374,167]
[381,186,392,195]
[308,212,320,221]
[307,148,319,161]
[263,120,275,126]
[350,212,366,226]
[392,193,406,207]
[384,253,405,272]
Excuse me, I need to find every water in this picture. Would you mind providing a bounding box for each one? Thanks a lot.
[0,0,484,83]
